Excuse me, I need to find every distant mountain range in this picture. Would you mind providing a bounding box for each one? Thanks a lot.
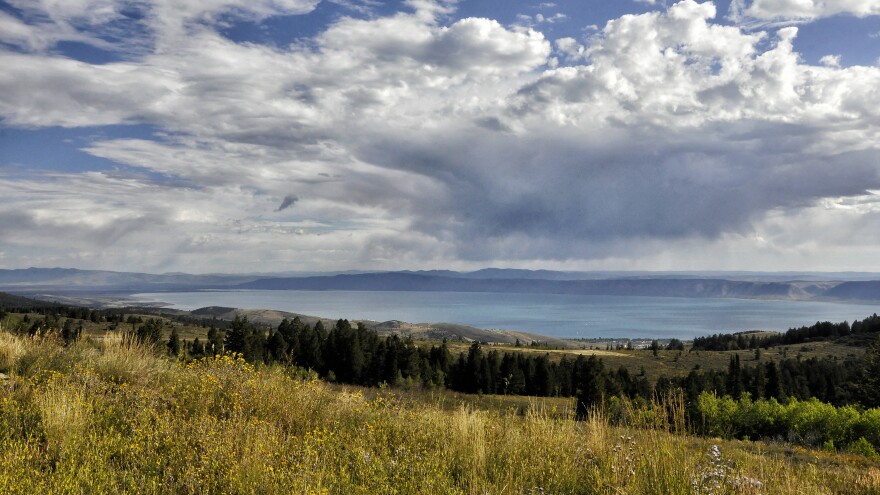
[2,267,880,303]
[0,267,260,291]
[236,272,880,302]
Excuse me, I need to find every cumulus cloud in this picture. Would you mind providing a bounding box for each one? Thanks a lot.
[2,0,880,272]
[554,37,585,61]
[746,0,880,20]
[730,0,880,29]
[518,12,567,27]
[820,54,841,67]
[1,0,321,53]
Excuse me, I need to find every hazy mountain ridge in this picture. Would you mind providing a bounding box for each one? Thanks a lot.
[823,281,880,301]
[236,273,833,300]
[0,267,261,291]
[2,268,879,303]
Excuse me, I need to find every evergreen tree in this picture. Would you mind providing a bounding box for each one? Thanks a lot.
[323,320,364,383]
[136,319,164,345]
[726,354,743,397]
[191,338,205,359]
[429,339,451,376]
[861,335,880,407]
[277,318,300,358]
[401,337,423,382]
[225,316,247,354]
[534,354,553,396]
[465,341,484,393]
[266,330,289,363]
[167,327,181,357]
[296,321,325,370]
[764,361,785,400]
[382,335,401,385]
[225,315,263,361]
[750,362,766,400]
[575,356,605,416]
[61,318,81,344]
[207,323,224,355]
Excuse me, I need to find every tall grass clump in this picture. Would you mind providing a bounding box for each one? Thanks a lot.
[0,331,877,494]
[0,331,27,372]
[87,332,175,386]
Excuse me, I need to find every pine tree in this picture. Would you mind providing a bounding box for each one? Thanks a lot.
[207,323,224,355]
[576,355,605,417]
[296,321,324,371]
[764,360,783,400]
[167,327,181,357]
[191,338,205,358]
[534,355,552,396]
[727,354,743,398]
[136,319,164,345]
[861,335,880,407]
[225,315,250,356]
[465,341,483,394]
[61,318,81,344]
[266,330,289,363]
[750,362,766,400]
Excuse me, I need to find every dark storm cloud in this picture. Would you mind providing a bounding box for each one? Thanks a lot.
[276,194,299,212]
[352,115,880,261]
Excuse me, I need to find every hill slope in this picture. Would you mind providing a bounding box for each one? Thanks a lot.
[0,333,877,494]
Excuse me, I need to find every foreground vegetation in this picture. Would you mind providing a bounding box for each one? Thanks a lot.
[1,332,879,494]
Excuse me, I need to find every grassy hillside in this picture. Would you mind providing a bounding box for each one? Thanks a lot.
[1,332,878,494]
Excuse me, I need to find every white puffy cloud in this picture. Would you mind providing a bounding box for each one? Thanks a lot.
[316,13,549,77]
[0,52,179,126]
[1,0,321,53]
[745,0,880,20]
[2,0,880,272]
[820,54,842,67]
[554,37,585,61]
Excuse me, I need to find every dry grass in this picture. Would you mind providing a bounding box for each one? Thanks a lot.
[0,331,27,372]
[86,332,175,386]
[0,330,878,494]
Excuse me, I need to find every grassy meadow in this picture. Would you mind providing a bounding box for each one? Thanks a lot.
[1,330,879,494]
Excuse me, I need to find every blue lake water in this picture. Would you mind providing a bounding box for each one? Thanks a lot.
[131,290,879,340]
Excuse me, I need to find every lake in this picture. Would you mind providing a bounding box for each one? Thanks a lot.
[130,290,880,340]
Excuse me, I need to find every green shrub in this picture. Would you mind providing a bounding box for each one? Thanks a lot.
[784,398,839,446]
[696,392,738,437]
[855,408,880,449]
[848,437,879,460]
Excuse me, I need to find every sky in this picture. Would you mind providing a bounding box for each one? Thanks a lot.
[1,0,879,274]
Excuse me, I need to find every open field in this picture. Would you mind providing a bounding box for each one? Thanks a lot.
[444,338,865,383]
[593,340,865,382]
[444,340,629,357]
[1,331,878,494]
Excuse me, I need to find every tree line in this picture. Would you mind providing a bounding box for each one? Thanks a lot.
[3,295,879,411]
[691,314,880,351]
[183,315,879,414]
[199,316,649,416]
